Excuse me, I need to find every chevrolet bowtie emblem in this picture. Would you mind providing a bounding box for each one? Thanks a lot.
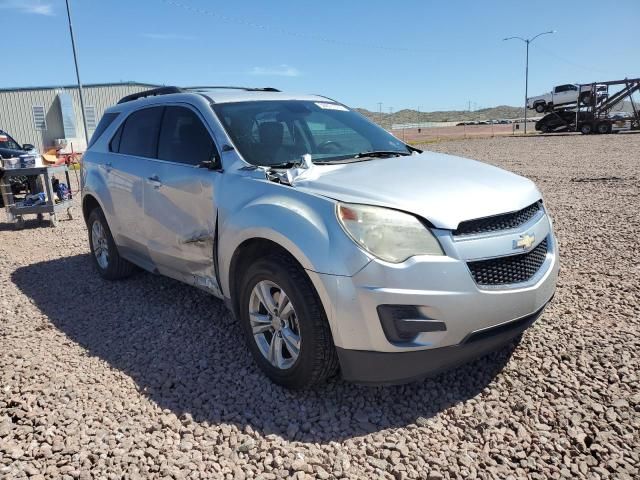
[514,233,535,250]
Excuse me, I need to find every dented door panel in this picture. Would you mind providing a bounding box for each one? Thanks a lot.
[144,160,222,296]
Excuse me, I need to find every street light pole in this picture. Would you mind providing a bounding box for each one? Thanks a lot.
[65,0,90,148]
[524,40,529,133]
[504,30,555,135]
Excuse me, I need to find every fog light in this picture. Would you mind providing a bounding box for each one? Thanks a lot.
[377,305,446,343]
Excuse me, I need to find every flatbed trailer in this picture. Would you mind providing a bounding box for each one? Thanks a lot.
[535,77,640,134]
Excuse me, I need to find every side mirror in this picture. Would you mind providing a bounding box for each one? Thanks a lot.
[23,144,35,151]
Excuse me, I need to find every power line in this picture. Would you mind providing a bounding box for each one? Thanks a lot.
[534,45,608,75]
[159,0,436,53]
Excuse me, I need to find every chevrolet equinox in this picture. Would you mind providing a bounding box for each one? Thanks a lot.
[81,86,559,388]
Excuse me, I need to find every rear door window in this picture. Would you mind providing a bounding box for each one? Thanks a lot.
[157,106,217,166]
[118,107,164,158]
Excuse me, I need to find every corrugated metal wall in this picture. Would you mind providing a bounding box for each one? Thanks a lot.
[0,83,152,152]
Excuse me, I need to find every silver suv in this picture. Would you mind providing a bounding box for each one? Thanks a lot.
[82,86,559,388]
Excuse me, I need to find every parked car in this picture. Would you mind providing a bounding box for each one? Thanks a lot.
[82,86,559,388]
[527,84,607,113]
[535,111,592,133]
[0,129,39,207]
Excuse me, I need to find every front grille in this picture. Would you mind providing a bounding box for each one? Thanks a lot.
[467,238,548,286]
[454,201,542,236]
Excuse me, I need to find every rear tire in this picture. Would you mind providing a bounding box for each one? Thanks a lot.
[87,207,136,280]
[580,93,592,105]
[238,252,338,389]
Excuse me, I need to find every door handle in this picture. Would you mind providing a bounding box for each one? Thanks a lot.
[147,175,162,188]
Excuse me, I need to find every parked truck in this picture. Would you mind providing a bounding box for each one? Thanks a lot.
[527,83,607,113]
[534,78,639,134]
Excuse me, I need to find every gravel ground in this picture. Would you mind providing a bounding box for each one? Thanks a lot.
[1,133,639,479]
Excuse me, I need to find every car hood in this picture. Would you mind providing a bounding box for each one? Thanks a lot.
[293,151,541,230]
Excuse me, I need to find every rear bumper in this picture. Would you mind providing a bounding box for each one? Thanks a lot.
[337,301,548,385]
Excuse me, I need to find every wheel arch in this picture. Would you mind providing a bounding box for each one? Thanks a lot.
[82,193,103,223]
[227,237,307,320]
[217,196,368,337]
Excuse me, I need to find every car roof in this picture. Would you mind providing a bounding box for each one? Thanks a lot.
[191,88,331,104]
[108,87,337,115]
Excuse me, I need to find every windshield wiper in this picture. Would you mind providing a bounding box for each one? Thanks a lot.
[353,150,412,158]
[314,150,412,164]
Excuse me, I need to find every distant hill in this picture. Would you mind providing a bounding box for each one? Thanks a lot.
[355,105,526,128]
[356,99,639,128]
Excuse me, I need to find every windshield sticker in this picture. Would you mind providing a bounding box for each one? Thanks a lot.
[0,135,7,142]
[315,102,348,111]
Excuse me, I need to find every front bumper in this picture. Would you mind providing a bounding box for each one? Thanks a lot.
[337,301,548,384]
[306,212,559,383]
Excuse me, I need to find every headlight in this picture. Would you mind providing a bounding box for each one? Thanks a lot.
[337,203,444,263]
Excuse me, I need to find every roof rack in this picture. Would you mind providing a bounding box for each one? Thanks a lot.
[117,86,183,104]
[184,86,281,92]
[116,85,282,104]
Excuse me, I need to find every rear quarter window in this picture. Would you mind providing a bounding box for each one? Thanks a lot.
[88,112,119,148]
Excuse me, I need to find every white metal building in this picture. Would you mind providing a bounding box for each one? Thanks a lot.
[0,82,157,152]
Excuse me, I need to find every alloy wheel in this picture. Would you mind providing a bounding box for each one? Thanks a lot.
[91,220,109,269]
[248,280,301,369]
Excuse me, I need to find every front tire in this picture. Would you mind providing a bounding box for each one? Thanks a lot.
[580,123,593,135]
[87,207,136,280]
[535,103,546,113]
[238,253,338,389]
[596,121,612,134]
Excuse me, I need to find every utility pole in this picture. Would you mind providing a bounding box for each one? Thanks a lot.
[504,30,555,134]
[65,0,90,148]
[377,102,383,125]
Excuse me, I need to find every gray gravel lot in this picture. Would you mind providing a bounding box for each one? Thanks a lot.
[1,133,639,479]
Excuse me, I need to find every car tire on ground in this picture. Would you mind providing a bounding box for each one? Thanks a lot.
[596,121,612,134]
[238,252,339,389]
[535,103,546,114]
[87,207,136,280]
[580,123,593,135]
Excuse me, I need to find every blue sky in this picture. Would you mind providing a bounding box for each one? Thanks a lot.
[1,0,638,111]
